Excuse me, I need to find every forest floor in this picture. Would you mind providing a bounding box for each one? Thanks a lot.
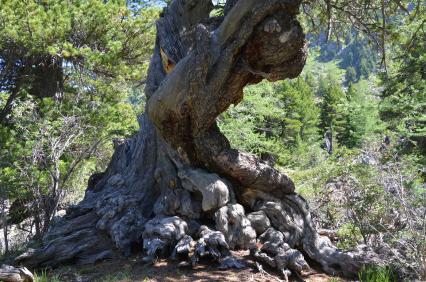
[43,250,347,282]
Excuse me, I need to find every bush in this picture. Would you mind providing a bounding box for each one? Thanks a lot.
[336,223,363,249]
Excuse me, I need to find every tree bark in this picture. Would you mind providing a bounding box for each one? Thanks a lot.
[1,199,9,254]
[0,265,34,282]
[16,0,380,279]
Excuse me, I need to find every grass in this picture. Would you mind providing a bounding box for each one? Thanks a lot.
[358,266,397,282]
[34,270,60,282]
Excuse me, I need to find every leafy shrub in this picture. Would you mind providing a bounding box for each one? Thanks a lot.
[336,223,363,249]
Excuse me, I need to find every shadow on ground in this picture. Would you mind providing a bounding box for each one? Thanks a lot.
[44,250,344,282]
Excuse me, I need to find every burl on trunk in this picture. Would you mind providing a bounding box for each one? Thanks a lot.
[17,0,378,279]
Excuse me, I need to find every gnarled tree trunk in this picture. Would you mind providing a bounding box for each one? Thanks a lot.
[16,0,379,279]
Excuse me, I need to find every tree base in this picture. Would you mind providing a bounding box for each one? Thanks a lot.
[16,0,381,279]
[16,118,379,280]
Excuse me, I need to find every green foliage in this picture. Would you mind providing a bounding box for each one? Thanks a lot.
[0,0,423,278]
[336,223,363,249]
[380,22,426,158]
[341,81,382,148]
[318,74,349,145]
[358,266,397,282]
[317,73,381,149]
[220,47,383,171]
[0,0,157,242]
[293,144,405,247]
[34,270,60,282]
[279,78,321,146]
[339,36,378,79]
[220,78,323,168]
[345,66,358,84]
[219,81,286,163]
[340,164,395,244]
[0,0,156,79]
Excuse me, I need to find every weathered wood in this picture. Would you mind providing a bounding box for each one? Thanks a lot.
[191,225,230,266]
[142,216,188,263]
[16,0,382,279]
[215,204,256,250]
[0,265,33,282]
[178,168,232,212]
[253,227,310,280]
[247,211,271,235]
[171,235,194,260]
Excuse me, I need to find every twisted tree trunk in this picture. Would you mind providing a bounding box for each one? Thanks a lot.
[17,0,378,279]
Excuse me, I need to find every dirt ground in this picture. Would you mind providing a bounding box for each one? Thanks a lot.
[45,251,348,282]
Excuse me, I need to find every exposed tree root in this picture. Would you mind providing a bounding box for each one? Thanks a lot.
[16,0,381,279]
[0,265,34,282]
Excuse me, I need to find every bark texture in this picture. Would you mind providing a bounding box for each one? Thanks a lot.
[0,265,34,282]
[16,0,379,279]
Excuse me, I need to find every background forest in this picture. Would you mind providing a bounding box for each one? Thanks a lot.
[0,0,425,280]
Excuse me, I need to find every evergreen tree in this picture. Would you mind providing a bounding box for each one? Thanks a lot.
[279,78,320,146]
[341,83,367,148]
[345,66,358,84]
[358,57,370,79]
[339,36,378,79]
[0,0,158,236]
[219,81,285,162]
[318,75,349,147]
[304,72,318,89]
[0,0,157,123]
[380,28,426,156]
